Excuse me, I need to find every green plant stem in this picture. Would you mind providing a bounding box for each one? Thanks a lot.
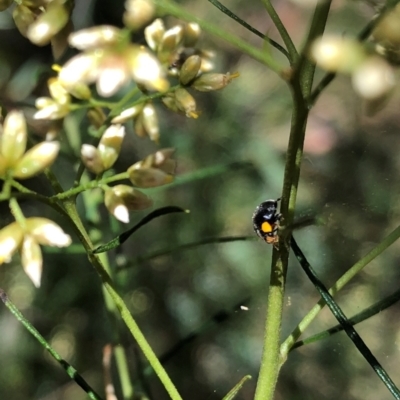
[292,286,400,351]
[290,236,400,399]
[153,0,284,74]
[53,172,128,200]
[0,289,103,400]
[254,1,331,398]
[280,223,400,357]
[61,199,183,400]
[9,197,26,228]
[207,0,290,59]
[261,0,298,64]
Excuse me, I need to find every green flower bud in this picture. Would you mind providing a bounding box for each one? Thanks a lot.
[180,55,201,85]
[141,103,160,143]
[87,107,106,128]
[81,144,104,174]
[98,124,125,170]
[13,141,60,179]
[124,0,155,31]
[183,22,201,47]
[144,18,165,52]
[174,88,198,118]
[26,2,69,46]
[134,114,146,138]
[25,217,72,247]
[128,166,173,188]
[158,25,184,63]
[0,222,24,264]
[21,235,42,288]
[191,72,239,92]
[104,184,153,223]
[12,5,36,37]
[127,46,169,92]
[1,110,27,167]
[127,148,176,187]
[48,78,70,105]
[162,94,179,113]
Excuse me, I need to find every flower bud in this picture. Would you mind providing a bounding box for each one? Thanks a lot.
[124,0,155,30]
[26,217,72,247]
[58,52,99,92]
[352,56,395,100]
[105,184,153,222]
[48,78,70,105]
[34,98,70,120]
[98,124,125,170]
[183,23,201,47]
[87,107,106,128]
[158,25,184,63]
[128,166,173,188]
[81,144,104,174]
[141,103,160,142]
[372,5,400,47]
[111,104,144,123]
[127,46,169,92]
[1,110,27,167]
[191,72,239,91]
[145,18,165,52]
[26,2,69,46]
[310,36,365,73]
[68,25,121,50]
[127,148,175,187]
[174,88,198,118]
[21,235,42,288]
[0,222,23,264]
[180,55,201,85]
[13,5,36,37]
[13,142,60,179]
[162,94,179,113]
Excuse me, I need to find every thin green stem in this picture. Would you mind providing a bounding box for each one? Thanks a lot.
[261,0,298,65]
[280,223,400,356]
[255,2,331,398]
[61,199,183,400]
[153,0,284,74]
[9,197,26,228]
[291,236,400,399]
[292,286,400,351]
[53,172,128,200]
[0,289,103,400]
[207,0,290,59]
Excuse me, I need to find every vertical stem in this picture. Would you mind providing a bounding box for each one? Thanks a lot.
[255,2,332,398]
[254,95,309,400]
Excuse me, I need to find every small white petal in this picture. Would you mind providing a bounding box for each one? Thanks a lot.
[113,204,130,223]
[21,235,42,288]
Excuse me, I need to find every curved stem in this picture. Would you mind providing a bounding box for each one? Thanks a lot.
[62,199,183,400]
[261,0,298,65]
[207,0,290,59]
[280,223,400,356]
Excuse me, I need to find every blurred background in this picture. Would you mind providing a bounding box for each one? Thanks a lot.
[1,0,400,399]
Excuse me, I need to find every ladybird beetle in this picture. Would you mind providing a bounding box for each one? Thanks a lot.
[252,198,281,245]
